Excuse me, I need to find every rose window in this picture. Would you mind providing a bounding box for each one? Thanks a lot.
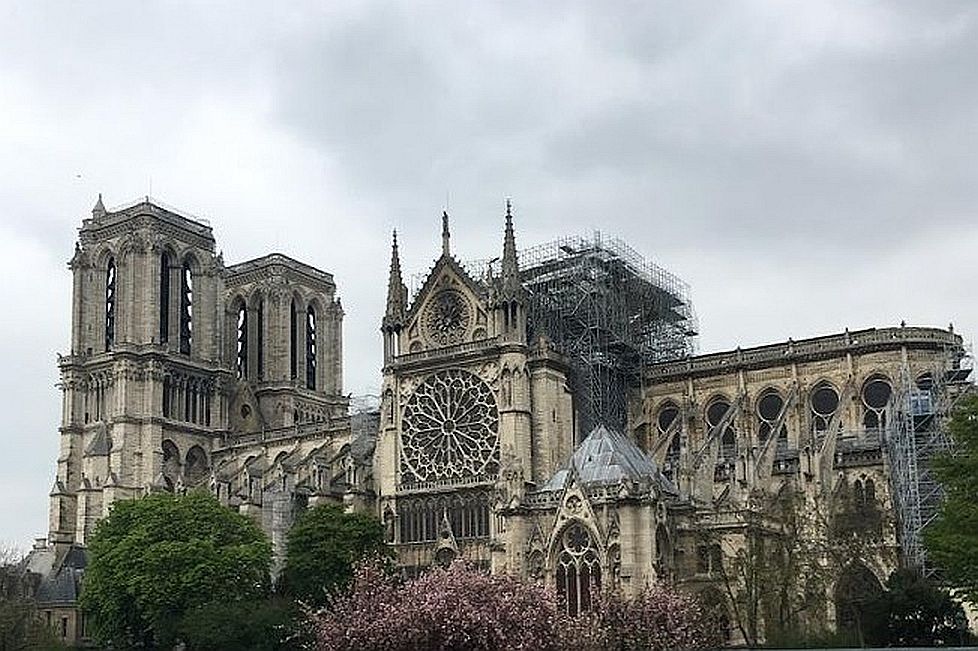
[400,369,499,484]
[422,289,471,346]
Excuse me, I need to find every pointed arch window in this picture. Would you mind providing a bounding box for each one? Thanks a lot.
[306,306,317,390]
[257,299,264,379]
[811,382,840,434]
[235,303,248,379]
[556,522,601,616]
[104,257,117,351]
[290,299,298,380]
[862,375,892,431]
[179,263,193,354]
[159,253,170,343]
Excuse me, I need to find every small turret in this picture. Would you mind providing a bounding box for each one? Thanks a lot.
[92,193,106,219]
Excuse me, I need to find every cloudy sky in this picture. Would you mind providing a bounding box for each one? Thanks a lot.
[1,1,976,548]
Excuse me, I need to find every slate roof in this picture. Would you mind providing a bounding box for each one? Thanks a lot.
[84,428,112,456]
[543,424,676,495]
[31,544,87,606]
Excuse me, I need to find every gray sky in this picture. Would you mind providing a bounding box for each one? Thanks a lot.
[1,1,976,548]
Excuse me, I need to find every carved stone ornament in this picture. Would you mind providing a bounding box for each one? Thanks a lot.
[422,289,471,346]
[400,368,499,483]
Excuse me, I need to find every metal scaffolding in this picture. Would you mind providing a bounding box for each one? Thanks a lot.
[886,344,972,574]
[466,232,697,439]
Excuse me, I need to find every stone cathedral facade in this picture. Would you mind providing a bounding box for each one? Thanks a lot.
[376,206,971,643]
[31,196,972,646]
[36,197,371,642]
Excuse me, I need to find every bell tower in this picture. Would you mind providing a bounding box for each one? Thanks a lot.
[50,196,227,546]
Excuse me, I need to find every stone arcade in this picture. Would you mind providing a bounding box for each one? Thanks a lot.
[28,197,972,645]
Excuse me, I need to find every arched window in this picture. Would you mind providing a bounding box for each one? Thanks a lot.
[256,299,264,379]
[105,257,117,351]
[179,262,193,354]
[159,253,170,343]
[706,397,735,461]
[290,299,298,380]
[835,564,883,636]
[657,403,681,479]
[555,522,601,616]
[862,375,892,430]
[162,376,172,418]
[810,381,840,434]
[306,306,317,390]
[757,389,785,444]
[235,303,248,379]
[184,446,209,487]
[162,440,180,491]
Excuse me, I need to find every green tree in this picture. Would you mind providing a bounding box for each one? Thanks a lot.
[81,491,272,648]
[0,544,65,650]
[283,503,389,606]
[177,597,296,651]
[925,393,978,605]
[861,568,971,647]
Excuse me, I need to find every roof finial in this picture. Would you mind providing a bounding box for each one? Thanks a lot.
[384,229,407,326]
[92,193,106,218]
[500,198,524,302]
[442,211,451,257]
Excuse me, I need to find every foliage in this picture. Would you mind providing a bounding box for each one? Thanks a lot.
[178,597,298,651]
[558,583,719,651]
[925,393,978,606]
[80,491,272,648]
[282,503,390,607]
[305,558,713,651]
[0,545,66,650]
[860,568,972,647]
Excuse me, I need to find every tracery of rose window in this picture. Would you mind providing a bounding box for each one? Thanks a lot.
[400,369,499,484]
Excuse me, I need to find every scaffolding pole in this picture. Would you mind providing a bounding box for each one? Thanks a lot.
[465,232,697,439]
[886,343,973,574]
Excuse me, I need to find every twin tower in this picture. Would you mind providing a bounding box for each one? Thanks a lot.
[50,197,345,546]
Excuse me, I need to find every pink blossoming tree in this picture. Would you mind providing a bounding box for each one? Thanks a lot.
[305,559,716,651]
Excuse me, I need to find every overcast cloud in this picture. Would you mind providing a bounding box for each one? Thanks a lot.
[1,1,976,547]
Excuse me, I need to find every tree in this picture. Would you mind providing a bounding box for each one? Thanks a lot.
[81,491,272,648]
[861,568,971,647]
[177,597,296,651]
[305,558,713,651]
[925,393,978,606]
[0,544,65,650]
[282,503,389,606]
[559,583,719,651]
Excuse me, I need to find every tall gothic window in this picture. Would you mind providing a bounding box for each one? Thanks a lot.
[159,253,170,344]
[556,521,601,616]
[862,375,892,430]
[306,306,317,390]
[179,262,193,354]
[290,299,298,380]
[235,303,248,379]
[104,257,116,351]
[811,381,840,435]
[257,300,264,379]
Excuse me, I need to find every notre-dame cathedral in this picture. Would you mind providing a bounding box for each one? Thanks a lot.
[30,196,972,645]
